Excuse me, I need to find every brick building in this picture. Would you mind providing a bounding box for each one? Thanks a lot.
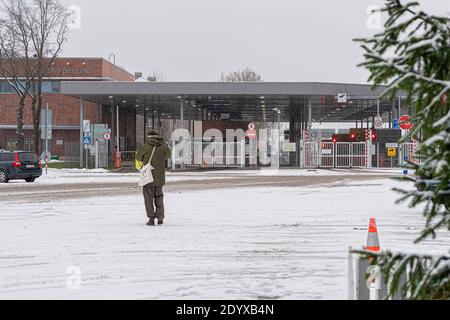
[0,57,135,158]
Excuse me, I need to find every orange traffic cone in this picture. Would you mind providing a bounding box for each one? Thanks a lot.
[365,218,381,252]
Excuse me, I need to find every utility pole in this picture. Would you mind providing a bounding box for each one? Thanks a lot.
[116,104,120,168]
[80,96,84,168]
[116,105,120,153]
[377,97,380,117]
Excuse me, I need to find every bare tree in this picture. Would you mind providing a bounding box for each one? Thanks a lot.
[0,0,36,150]
[22,0,71,154]
[0,0,71,153]
[147,70,166,82]
[220,67,263,82]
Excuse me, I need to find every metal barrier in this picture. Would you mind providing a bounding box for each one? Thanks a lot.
[336,142,351,168]
[64,141,81,168]
[320,142,335,168]
[352,142,369,168]
[302,141,371,169]
[92,141,109,168]
[120,151,136,161]
[401,142,420,165]
[64,140,109,169]
[172,140,246,169]
[201,142,244,167]
[304,142,319,168]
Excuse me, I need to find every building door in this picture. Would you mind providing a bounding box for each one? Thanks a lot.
[25,139,33,151]
[6,139,17,152]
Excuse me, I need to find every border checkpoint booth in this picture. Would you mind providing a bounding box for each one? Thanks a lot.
[59,81,414,170]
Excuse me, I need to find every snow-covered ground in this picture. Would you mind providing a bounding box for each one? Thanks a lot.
[0,167,405,186]
[0,168,234,185]
[0,177,448,300]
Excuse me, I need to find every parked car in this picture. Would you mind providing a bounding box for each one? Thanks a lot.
[0,151,42,183]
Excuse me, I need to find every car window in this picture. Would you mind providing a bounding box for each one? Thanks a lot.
[19,153,39,163]
[0,153,14,162]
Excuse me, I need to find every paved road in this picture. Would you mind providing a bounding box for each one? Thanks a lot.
[0,174,389,203]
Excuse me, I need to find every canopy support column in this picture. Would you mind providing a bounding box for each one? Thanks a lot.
[79,95,84,168]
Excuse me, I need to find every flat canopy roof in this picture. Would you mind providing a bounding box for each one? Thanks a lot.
[61,81,401,122]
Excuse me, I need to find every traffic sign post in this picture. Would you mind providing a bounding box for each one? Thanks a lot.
[399,115,413,130]
[40,103,53,174]
[393,119,399,129]
[83,135,91,169]
[40,108,53,140]
[387,148,397,157]
[83,136,91,145]
[337,93,347,104]
[83,120,91,133]
[103,132,111,141]
[374,117,383,129]
[386,143,398,148]
[246,123,257,139]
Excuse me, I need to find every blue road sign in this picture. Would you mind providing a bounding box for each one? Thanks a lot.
[83,136,91,145]
[393,119,399,129]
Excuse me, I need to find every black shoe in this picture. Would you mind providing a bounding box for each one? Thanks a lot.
[147,219,155,226]
[157,219,164,225]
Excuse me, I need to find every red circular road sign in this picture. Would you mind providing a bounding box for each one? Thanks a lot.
[247,129,257,139]
[103,132,111,141]
[399,115,413,130]
[246,123,257,139]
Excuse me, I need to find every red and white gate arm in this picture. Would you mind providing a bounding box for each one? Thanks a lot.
[366,141,372,168]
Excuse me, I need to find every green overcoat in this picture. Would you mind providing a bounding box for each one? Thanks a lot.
[136,136,171,186]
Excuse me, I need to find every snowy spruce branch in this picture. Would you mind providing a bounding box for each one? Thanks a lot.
[354,250,450,300]
[354,0,450,300]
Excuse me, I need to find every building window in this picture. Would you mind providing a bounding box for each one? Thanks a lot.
[52,81,61,92]
[41,81,52,93]
[0,81,60,93]
[1,81,16,93]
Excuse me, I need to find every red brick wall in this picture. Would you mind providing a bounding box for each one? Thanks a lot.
[0,94,98,156]
[0,57,135,80]
[0,94,97,126]
[101,60,135,81]
[0,128,78,156]
[47,58,102,78]
[49,58,135,80]
[0,57,137,157]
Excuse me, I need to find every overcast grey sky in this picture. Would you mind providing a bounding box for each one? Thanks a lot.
[60,0,449,83]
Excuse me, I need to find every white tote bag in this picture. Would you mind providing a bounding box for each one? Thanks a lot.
[138,146,156,187]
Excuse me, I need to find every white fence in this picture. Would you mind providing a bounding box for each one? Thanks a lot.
[401,142,420,165]
[304,142,320,168]
[321,142,335,168]
[302,141,371,169]
[170,139,420,169]
[352,142,369,168]
[172,140,246,169]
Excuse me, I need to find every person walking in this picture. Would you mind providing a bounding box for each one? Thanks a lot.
[136,131,171,226]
